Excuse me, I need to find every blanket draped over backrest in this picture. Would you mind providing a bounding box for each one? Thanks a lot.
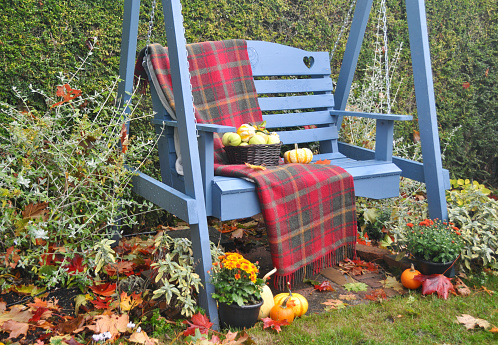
[136,39,357,285]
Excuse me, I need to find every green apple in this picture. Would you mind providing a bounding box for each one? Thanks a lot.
[266,133,281,145]
[222,132,242,146]
[248,134,267,145]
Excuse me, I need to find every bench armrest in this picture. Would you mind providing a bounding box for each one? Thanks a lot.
[330,110,412,121]
[152,119,235,133]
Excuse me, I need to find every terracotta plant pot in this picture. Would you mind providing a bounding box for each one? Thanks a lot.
[415,257,457,278]
[218,300,263,329]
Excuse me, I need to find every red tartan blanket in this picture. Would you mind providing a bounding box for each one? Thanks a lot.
[136,40,357,284]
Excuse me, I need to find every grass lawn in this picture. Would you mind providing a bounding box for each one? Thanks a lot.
[242,273,498,345]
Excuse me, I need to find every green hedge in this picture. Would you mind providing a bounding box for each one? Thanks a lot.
[0,0,496,187]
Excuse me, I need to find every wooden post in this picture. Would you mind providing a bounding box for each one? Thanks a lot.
[160,0,219,328]
[405,0,448,220]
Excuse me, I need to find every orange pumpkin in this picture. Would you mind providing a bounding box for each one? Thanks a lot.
[273,282,309,318]
[269,296,295,323]
[401,263,422,289]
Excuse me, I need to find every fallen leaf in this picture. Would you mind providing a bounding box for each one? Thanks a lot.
[22,202,49,221]
[489,327,498,333]
[0,305,33,325]
[105,261,134,276]
[314,281,335,292]
[56,315,89,334]
[129,330,159,344]
[343,282,368,292]
[314,159,331,165]
[120,292,143,312]
[480,286,495,296]
[52,84,82,108]
[380,276,405,292]
[86,313,129,335]
[364,288,388,302]
[413,130,421,143]
[13,284,47,297]
[453,277,471,296]
[321,299,346,310]
[462,81,470,89]
[89,282,117,297]
[338,294,357,301]
[230,228,245,239]
[414,274,455,299]
[261,317,289,333]
[182,312,213,336]
[456,314,490,330]
[120,123,129,153]
[245,162,266,170]
[2,320,29,339]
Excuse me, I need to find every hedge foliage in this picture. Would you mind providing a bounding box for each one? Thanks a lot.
[0,0,496,187]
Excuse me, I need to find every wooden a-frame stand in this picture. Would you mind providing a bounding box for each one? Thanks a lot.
[117,0,449,329]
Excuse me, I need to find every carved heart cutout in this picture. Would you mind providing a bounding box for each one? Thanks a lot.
[303,56,314,68]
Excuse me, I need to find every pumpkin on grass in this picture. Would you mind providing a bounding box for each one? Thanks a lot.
[273,282,309,318]
[401,263,422,289]
[258,267,277,319]
[269,296,295,323]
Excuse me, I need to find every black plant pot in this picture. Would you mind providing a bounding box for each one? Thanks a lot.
[415,257,457,278]
[218,300,263,329]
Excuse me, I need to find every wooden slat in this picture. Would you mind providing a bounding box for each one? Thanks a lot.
[277,126,338,145]
[258,94,334,111]
[253,78,333,94]
[263,111,335,128]
[330,110,413,121]
[247,41,330,76]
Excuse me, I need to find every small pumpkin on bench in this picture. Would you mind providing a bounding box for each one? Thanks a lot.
[283,144,313,164]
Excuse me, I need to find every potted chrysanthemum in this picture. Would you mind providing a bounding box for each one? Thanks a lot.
[210,252,265,329]
[396,219,464,277]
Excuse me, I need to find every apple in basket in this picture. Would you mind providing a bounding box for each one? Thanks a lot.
[222,132,242,146]
[248,134,267,145]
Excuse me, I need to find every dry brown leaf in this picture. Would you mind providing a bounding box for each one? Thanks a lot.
[453,277,471,297]
[22,202,49,221]
[339,294,357,301]
[230,228,245,239]
[321,299,346,310]
[2,320,29,339]
[129,330,159,344]
[86,313,129,335]
[456,314,491,330]
[380,276,404,292]
[120,292,143,312]
[0,305,33,325]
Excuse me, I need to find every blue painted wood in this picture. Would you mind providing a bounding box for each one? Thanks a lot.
[159,0,218,328]
[406,0,448,221]
[338,142,451,189]
[334,0,374,113]
[374,120,394,162]
[254,78,334,94]
[130,170,198,224]
[258,94,335,111]
[330,110,412,121]
[117,0,140,115]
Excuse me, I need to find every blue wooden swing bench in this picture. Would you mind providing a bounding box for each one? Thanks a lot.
[117,0,450,328]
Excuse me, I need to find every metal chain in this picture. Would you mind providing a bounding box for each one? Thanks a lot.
[380,0,391,114]
[330,0,357,62]
[145,0,157,56]
[179,3,199,138]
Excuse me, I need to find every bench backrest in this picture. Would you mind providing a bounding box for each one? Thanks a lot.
[247,40,342,159]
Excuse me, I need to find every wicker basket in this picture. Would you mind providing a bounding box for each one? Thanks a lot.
[224,142,282,166]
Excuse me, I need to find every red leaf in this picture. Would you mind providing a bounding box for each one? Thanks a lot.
[182,312,213,336]
[462,82,470,89]
[29,307,50,322]
[120,123,129,153]
[314,281,335,292]
[90,296,113,310]
[89,282,116,297]
[52,84,82,108]
[414,274,455,299]
[364,288,388,302]
[64,255,87,274]
[261,317,289,333]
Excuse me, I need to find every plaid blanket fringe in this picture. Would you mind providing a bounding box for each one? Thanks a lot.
[137,39,358,285]
[274,244,356,289]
